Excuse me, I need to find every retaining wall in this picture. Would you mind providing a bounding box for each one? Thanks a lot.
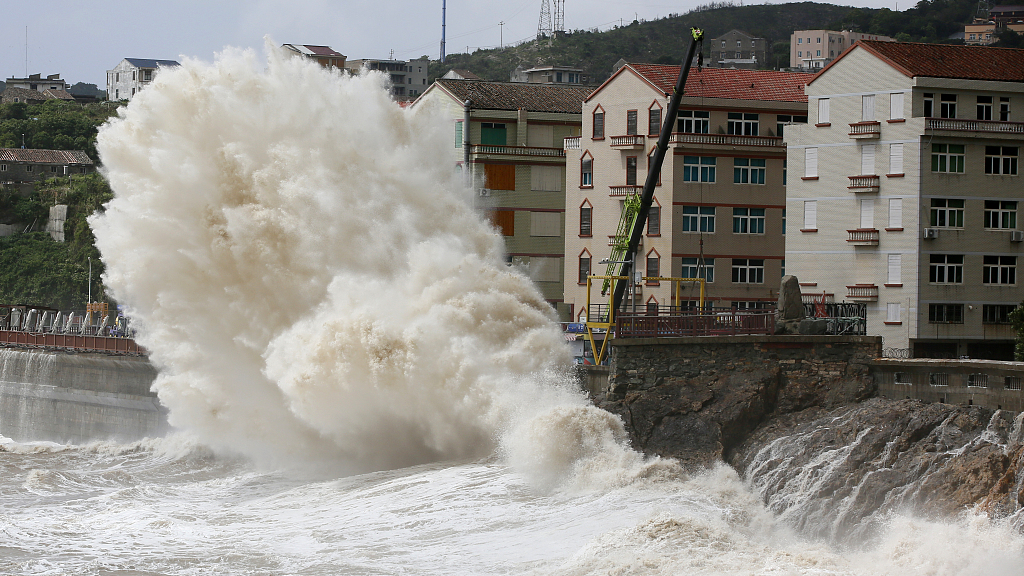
[873,358,1024,412]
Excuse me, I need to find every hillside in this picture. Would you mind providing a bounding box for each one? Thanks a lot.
[428,0,979,83]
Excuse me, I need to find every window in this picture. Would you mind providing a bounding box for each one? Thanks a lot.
[862,95,875,121]
[484,163,515,190]
[531,166,561,191]
[683,156,716,182]
[816,50,821,57]
[682,206,715,232]
[737,40,742,47]
[985,146,1018,175]
[728,113,758,135]
[625,156,637,186]
[889,143,903,174]
[930,199,964,227]
[775,115,807,139]
[480,123,507,145]
[983,304,1016,324]
[985,201,1017,229]
[648,107,662,136]
[625,110,639,136]
[816,98,829,124]
[681,257,714,282]
[732,259,764,284]
[939,93,956,119]
[578,254,591,284]
[817,37,821,43]
[804,148,817,177]
[593,110,604,138]
[798,37,802,44]
[455,121,463,148]
[803,200,817,230]
[579,205,592,236]
[678,110,710,133]
[581,156,593,187]
[25,165,33,172]
[530,211,560,236]
[646,253,660,281]
[860,198,875,229]
[861,144,876,175]
[782,207,786,234]
[924,93,933,117]
[529,257,561,283]
[647,206,660,235]
[931,144,964,173]
[733,158,766,184]
[890,92,904,119]
[929,303,964,324]
[798,51,802,57]
[978,96,993,121]
[888,198,903,228]
[0,164,6,171]
[490,210,514,236]
[983,255,1016,285]
[783,160,787,186]
[888,254,902,285]
[887,303,902,323]
[733,208,765,234]
[50,166,57,173]
[1000,97,1010,122]
[929,254,964,284]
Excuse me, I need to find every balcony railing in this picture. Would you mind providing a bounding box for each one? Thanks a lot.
[847,228,880,245]
[926,118,1024,134]
[609,135,646,148]
[469,144,565,157]
[848,121,881,138]
[564,136,581,150]
[609,185,643,197]
[669,132,783,148]
[848,175,880,192]
[846,284,879,300]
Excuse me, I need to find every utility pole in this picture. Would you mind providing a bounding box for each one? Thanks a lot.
[500,21,505,48]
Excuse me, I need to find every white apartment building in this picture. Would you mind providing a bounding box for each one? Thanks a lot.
[106,58,180,101]
[786,41,1024,360]
[790,30,894,71]
[563,64,810,322]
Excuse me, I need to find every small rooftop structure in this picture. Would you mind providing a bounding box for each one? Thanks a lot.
[281,44,346,68]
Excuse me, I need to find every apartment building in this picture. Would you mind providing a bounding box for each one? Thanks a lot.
[413,79,591,319]
[709,30,767,69]
[790,30,894,70]
[785,41,1024,360]
[106,58,180,101]
[4,74,67,92]
[563,64,811,322]
[510,65,588,84]
[346,58,429,99]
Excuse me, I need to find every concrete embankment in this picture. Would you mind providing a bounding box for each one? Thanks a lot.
[0,348,167,443]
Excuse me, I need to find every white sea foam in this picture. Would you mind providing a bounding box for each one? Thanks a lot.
[90,41,660,487]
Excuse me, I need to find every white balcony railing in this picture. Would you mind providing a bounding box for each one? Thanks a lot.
[609,135,646,148]
[846,284,879,300]
[609,185,643,197]
[848,175,880,191]
[564,136,581,150]
[847,229,880,245]
[848,121,881,138]
[927,118,1024,134]
[668,132,783,148]
[469,145,565,157]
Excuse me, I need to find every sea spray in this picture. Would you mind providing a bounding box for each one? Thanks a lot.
[90,42,657,483]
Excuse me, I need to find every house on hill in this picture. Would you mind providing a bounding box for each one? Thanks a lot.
[563,64,811,321]
[106,58,180,101]
[0,87,75,105]
[4,74,67,92]
[0,148,95,194]
[785,41,1024,359]
[413,79,592,319]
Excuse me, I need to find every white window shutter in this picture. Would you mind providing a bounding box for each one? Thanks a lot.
[889,143,903,175]
[886,302,901,322]
[888,254,901,285]
[862,94,875,121]
[889,92,904,120]
[861,144,875,175]
[804,200,817,229]
[888,198,903,229]
[860,198,874,229]
[818,98,830,124]
[805,148,818,177]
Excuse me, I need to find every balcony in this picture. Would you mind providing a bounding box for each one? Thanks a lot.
[847,228,879,245]
[564,136,580,150]
[848,175,880,192]
[926,118,1024,138]
[668,132,783,148]
[468,144,565,158]
[609,185,643,197]
[846,284,879,301]
[848,121,881,139]
[609,135,646,149]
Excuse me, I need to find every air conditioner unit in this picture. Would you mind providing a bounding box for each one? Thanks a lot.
[923,228,938,239]
[1011,230,1024,242]
[478,189,491,197]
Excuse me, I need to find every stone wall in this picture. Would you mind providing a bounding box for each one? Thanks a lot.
[595,335,881,467]
[0,349,166,443]
[873,358,1024,412]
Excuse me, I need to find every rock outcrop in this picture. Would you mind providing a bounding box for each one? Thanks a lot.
[728,398,1024,542]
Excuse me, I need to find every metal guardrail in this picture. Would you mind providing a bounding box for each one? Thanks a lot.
[612,307,776,338]
[927,118,1024,134]
[668,132,783,147]
[469,144,565,157]
[0,330,145,355]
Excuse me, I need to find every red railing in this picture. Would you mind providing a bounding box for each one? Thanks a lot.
[615,310,776,338]
[0,330,145,355]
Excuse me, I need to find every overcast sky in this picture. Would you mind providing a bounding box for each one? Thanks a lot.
[3,0,901,86]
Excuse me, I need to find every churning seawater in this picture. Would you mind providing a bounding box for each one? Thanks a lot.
[2,43,1022,574]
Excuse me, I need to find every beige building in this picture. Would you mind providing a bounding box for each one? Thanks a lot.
[709,30,767,69]
[413,79,591,319]
[785,41,1024,360]
[346,57,429,100]
[562,64,811,322]
[790,30,894,71]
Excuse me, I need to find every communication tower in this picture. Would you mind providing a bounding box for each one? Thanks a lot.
[537,0,552,40]
[553,0,564,33]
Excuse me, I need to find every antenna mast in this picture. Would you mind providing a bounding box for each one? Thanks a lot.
[553,0,564,33]
[440,0,447,63]
[537,0,552,40]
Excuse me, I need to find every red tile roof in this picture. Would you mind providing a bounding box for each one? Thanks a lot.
[0,149,93,165]
[606,64,812,103]
[302,45,344,57]
[433,79,591,113]
[818,41,1024,83]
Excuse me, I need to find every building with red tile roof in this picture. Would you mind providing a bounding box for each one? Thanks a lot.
[785,41,1024,359]
[0,148,95,194]
[564,63,812,320]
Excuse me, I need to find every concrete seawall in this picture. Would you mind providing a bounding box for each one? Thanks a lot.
[0,349,167,443]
